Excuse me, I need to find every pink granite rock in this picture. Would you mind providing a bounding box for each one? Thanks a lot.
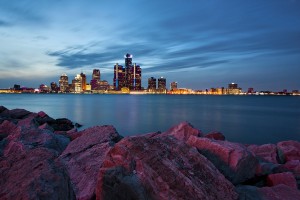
[0,147,75,199]
[247,144,278,163]
[0,108,31,119]
[60,125,122,200]
[283,160,300,177]
[0,120,19,139]
[267,172,298,189]
[17,113,39,128]
[205,131,226,140]
[277,140,300,163]
[237,184,300,200]
[160,121,203,141]
[96,135,238,200]
[39,123,55,132]
[187,136,258,184]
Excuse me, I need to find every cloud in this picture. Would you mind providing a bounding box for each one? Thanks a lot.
[0,19,11,27]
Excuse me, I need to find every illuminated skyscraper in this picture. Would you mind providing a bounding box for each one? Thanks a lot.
[113,63,126,90]
[80,72,86,91]
[92,69,100,81]
[227,83,241,94]
[148,77,156,92]
[114,54,142,90]
[170,82,178,91]
[158,77,166,93]
[125,53,132,67]
[59,74,69,92]
[74,74,82,93]
[50,82,58,93]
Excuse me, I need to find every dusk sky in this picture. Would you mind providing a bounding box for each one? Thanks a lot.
[0,0,299,91]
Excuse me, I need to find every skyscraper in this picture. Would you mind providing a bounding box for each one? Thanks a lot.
[170,82,178,91]
[227,83,241,94]
[92,69,100,81]
[74,74,82,93]
[113,63,126,90]
[158,77,166,93]
[59,74,68,92]
[148,77,156,92]
[80,72,86,91]
[114,54,142,90]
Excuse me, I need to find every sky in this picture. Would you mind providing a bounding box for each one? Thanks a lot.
[0,0,300,91]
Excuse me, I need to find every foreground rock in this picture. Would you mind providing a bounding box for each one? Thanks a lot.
[96,135,238,200]
[60,125,122,200]
[1,107,300,199]
[187,136,258,184]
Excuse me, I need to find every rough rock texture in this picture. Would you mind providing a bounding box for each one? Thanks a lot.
[187,136,258,184]
[60,125,123,200]
[205,131,226,141]
[160,121,203,141]
[277,140,300,163]
[96,135,238,200]
[247,144,278,163]
[0,148,75,199]
[237,184,300,200]
[267,172,298,188]
[1,107,300,200]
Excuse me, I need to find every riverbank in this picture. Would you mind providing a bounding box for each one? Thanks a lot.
[1,106,299,199]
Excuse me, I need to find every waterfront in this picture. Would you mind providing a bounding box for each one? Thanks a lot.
[0,94,299,144]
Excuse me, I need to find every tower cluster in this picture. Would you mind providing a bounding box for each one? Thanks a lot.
[113,54,142,90]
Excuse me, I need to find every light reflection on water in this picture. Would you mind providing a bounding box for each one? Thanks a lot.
[0,94,299,144]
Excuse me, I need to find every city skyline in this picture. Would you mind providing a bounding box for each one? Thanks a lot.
[0,1,300,90]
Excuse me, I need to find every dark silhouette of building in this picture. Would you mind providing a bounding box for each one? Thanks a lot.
[170,82,178,91]
[50,82,58,92]
[113,63,126,90]
[92,69,100,80]
[80,72,86,91]
[158,77,166,93]
[148,77,156,92]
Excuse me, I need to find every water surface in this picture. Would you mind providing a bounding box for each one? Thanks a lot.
[1,94,299,144]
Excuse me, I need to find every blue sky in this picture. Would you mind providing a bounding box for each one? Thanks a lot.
[0,0,299,91]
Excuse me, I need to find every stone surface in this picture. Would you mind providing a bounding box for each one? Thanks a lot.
[160,121,203,141]
[0,108,31,119]
[267,172,298,189]
[96,135,238,200]
[0,147,75,200]
[0,120,19,140]
[48,118,74,131]
[247,144,278,163]
[277,140,300,163]
[60,125,122,200]
[0,106,7,113]
[205,131,226,141]
[237,184,300,200]
[187,136,258,184]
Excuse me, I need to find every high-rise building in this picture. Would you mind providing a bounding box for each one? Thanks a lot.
[158,77,166,93]
[92,69,100,81]
[91,69,101,90]
[227,83,241,94]
[170,82,178,91]
[148,77,156,92]
[113,63,126,90]
[50,82,58,93]
[74,74,82,93]
[80,72,86,91]
[113,54,142,90]
[59,74,69,92]
[125,53,132,67]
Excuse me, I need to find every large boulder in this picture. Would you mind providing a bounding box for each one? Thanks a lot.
[0,147,75,199]
[187,136,258,184]
[0,105,7,113]
[247,144,278,164]
[96,135,238,200]
[237,184,300,200]
[205,131,226,141]
[160,121,203,141]
[277,140,300,163]
[0,108,31,119]
[266,172,297,188]
[60,125,123,200]
[0,120,19,140]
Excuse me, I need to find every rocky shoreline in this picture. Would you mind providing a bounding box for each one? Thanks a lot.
[0,106,299,200]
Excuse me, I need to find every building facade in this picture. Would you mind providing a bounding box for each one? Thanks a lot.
[170,82,178,91]
[59,74,69,92]
[148,77,156,92]
[158,77,166,93]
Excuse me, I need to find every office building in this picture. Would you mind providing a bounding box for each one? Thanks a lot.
[158,77,167,93]
[148,77,156,92]
[92,69,100,81]
[50,82,58,92]
[59,74,69,92]
[74,74,82,93]
[170,82,178,91]
[227,83,241,94]
[80,72,86,91]
[113,63,126,90]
